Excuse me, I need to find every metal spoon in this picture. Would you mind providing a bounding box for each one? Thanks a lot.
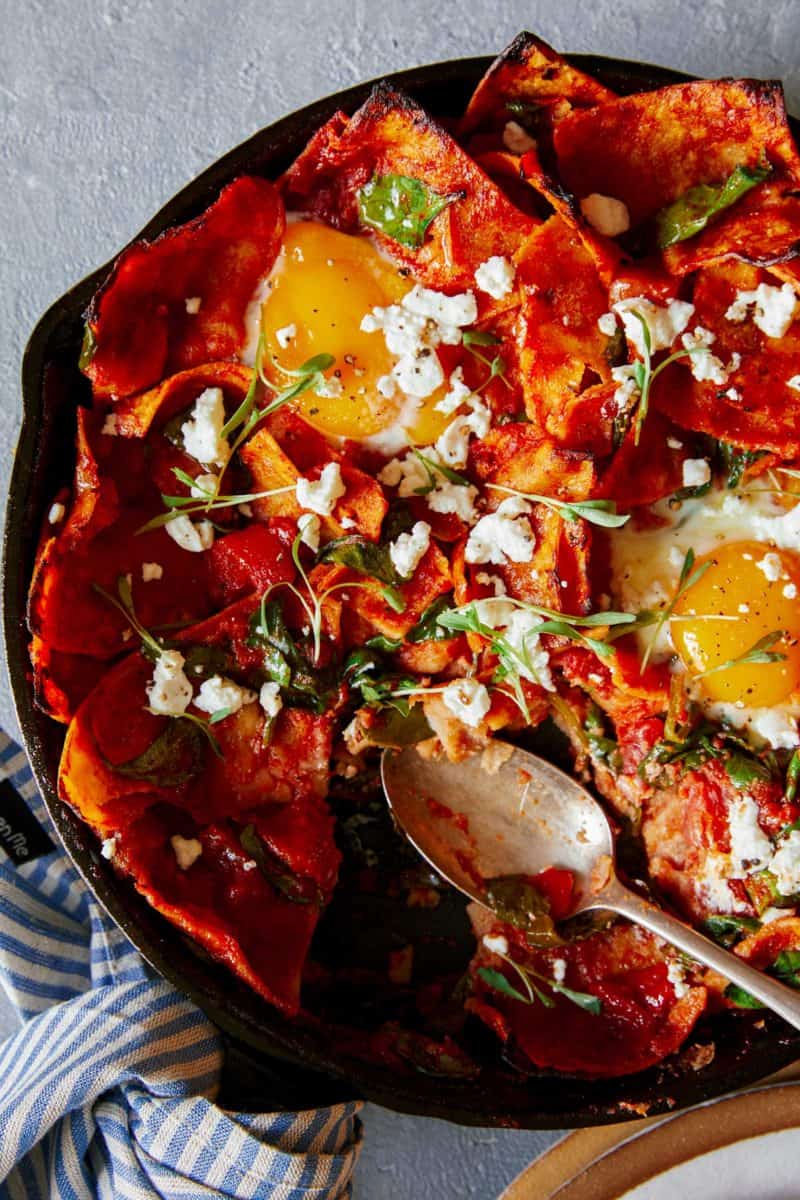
[381,743,800,1029]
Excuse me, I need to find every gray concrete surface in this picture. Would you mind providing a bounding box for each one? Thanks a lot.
[3,0,800,1194]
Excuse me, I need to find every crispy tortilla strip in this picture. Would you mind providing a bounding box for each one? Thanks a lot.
[83,176,285,399]
[594,404,690,506]
[470,423,595,498]
[118,809,327,1015]
[338,541,452,640]
[281,83,532,290]
[735,917,800,969]
[461,31,614,136]
[112,361,253,438]
[654,261,800,454]
[554,80,800,229]
[29,636,108,725]
[513,215,613,434]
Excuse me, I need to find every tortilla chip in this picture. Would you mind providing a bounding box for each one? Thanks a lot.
[555,80,800,229]
[654,260,800,454]
[470,423,596,497]
[281,83,532,290]
[83,176,285,399]
[460,31,614,136]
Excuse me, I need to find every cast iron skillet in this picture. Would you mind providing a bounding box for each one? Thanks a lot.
[6,49,800,1128]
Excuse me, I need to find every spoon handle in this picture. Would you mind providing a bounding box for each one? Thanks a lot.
[598,877,800,1031]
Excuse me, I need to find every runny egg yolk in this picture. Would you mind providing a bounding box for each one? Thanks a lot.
[671,540,800,706]
[259,220,454,442]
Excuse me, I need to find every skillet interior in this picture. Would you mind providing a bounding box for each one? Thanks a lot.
[6,51,800,1127]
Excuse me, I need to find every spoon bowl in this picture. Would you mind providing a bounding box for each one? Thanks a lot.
[381,742,800,1033]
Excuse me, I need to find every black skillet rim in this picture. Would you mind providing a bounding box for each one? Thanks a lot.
[6,48,800,1127]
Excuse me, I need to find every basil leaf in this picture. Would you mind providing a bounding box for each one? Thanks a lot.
[112,718,207,786]
[357,174,463,249]
[725,751,774,790]
[407,595,455,643]
[656,162,771,248]
[703,914,761,948]
[318,535,402,587]
[239,824,322,905]
[477,966,531,1004]
[247,596,335,712]
[725,982,764,1009]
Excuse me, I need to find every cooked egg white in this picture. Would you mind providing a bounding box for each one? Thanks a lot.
[244,218,457,445]
[609,477,800,746]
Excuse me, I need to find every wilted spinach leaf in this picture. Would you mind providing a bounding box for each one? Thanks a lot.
[358,174,464,249]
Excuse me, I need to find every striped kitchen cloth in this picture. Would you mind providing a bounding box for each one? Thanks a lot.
[0,731,363,1198]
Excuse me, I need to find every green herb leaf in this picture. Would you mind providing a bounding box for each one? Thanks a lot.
[239,823,322,905]
[696,630,786,680]
[360,704,434,747]
[484,875,561,947]
[486,484,630,528]
[773,949,800,985]
[785,750,800,806]
[716,441,767,490]
[357,174,463,249]
[411,449,471,493]
[551,983,603,1014]
[407,595,455,643]
[640,547,711,673]
[477,966,531,1004]
[462,329,502,347]
[703,914,761,948]
[92,576,164,660]
[318,535,402,587]
[725,982,764,1009]
[111,718,207,786]
[656,162,771,248]
[724,750,775,790]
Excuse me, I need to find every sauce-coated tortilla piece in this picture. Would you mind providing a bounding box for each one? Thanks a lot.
[82,176,286,399]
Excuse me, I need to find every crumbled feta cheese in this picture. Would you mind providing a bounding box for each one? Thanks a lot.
[728,794,773,873]
[181,387,229,467]
[751,709,799,750]
[482,933,509,956]
[376,374,396,400]
[296,462,345,516]
[610,363,639,413]
[389,521,430,579]
[666,436,684,450]
[726,282,798,338]
[401,284,478,330]
[194,675,256,716]
[190,471,218,499]
[434,395,492,468]
[435,367,472,415]
[476,572,507,596]
[681,458,711,488]
[184,296,202,314]
[441,678,491,727]
[141,562,163,582]
[725,387,742,402]
[697,851,747,913]
[666,960,689,999]
[164,514,214,553]
[379,450,479,523]
[146,649,193,716]
[785,582,798,599]
[681,326,729,385]
[465,496,535,564]
[502,120,535,155]
[48,502,65,524]
[474,255,516,300]
[597,311,618,337]
[552,957,567,985]
[392,349,444,398]
[613,297,695,355]
[170,835,203,871]
[297,512,320,552]
[100,836,118,861]
[502,609,554,690]
[756,551,782,582]
[788,375,800,392]
[769,830,800,896]
[259,681,283,721]
[275,322,297,349]
[579,193,630,237]
[102,413,118,436]
[314,373,344,399]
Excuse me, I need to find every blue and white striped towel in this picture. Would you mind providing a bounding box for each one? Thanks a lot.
[0,731,363,1198]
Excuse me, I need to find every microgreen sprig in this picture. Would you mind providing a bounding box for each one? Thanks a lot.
[623,312,705,445]
[138,468,295,533]
[639,548,710,673]
[462,329,512,391]
[486,483,630,529]
[695,630,787,680]
[478,952,602,1015]
[411,449,472,494]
